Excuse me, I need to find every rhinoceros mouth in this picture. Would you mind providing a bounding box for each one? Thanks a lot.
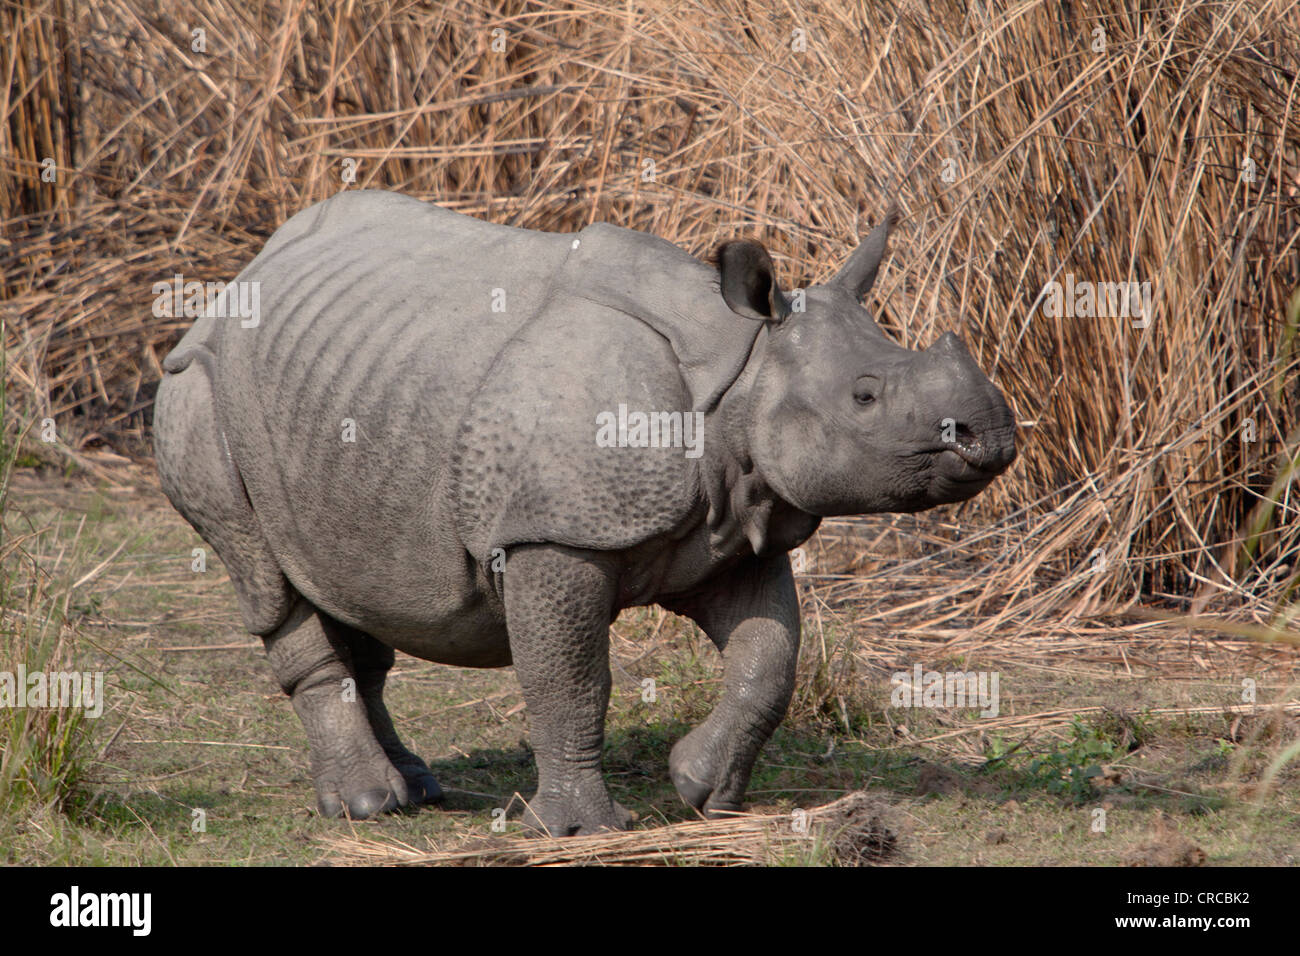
[922,426,1016,478]
[934,447,1000,483]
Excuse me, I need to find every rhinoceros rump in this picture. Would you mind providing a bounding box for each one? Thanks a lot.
[153,190,1016,833]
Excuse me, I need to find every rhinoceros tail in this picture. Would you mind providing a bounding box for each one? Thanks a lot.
[161,344,201,374]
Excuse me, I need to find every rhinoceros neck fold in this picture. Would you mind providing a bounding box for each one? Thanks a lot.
[700,453,820,559]
[564,222,763,414]
[699,343,820,559]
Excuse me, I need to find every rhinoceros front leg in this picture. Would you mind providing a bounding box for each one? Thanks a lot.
[662,553,800,817]
[504,544,632,836]
[262,599,410,819]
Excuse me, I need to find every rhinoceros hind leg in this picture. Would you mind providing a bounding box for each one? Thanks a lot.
[262,599,410,819]
[336,625,443,805]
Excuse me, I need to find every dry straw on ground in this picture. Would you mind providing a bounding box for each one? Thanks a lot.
[3,0,1299,633]
[318,789,898,866]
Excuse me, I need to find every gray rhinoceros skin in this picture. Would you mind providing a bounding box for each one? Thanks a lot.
[153,189,1016,833]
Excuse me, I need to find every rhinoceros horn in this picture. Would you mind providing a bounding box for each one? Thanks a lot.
[831,200,900,299]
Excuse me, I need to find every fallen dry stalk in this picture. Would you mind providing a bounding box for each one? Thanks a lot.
[318,789,898,866]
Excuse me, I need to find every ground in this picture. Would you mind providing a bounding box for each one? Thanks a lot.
[2,464,1297,865]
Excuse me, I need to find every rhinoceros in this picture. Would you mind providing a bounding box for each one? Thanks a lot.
[153,189,1016,834]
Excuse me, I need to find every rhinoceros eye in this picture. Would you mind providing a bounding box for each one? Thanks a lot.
[854,375,881,408]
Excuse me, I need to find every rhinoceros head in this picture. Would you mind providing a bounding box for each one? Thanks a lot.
[714,209,1017,516]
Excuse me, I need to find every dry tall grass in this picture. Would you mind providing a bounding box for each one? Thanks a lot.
[3,0,1298,630]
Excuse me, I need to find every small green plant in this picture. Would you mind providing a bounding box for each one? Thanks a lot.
[768,829,836,867]
[981,732,1024,765]
[1024,718,1121,803]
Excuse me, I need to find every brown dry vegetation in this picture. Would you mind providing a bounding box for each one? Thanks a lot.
[3,0,1299,639]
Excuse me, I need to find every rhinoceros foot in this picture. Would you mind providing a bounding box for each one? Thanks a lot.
[520,785,634,837]
[285,680,411,820]
[318,788,400,820]
[669,725,745,819]
[307,718,445,819]
[311,762,409,821]
[384,750,443,806]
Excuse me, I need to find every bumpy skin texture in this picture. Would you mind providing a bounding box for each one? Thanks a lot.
[153,190,1017,830]
[661,555,800,815]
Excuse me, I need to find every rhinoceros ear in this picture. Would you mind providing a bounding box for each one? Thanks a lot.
[832,201,900,299]
[714,240,792,322]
